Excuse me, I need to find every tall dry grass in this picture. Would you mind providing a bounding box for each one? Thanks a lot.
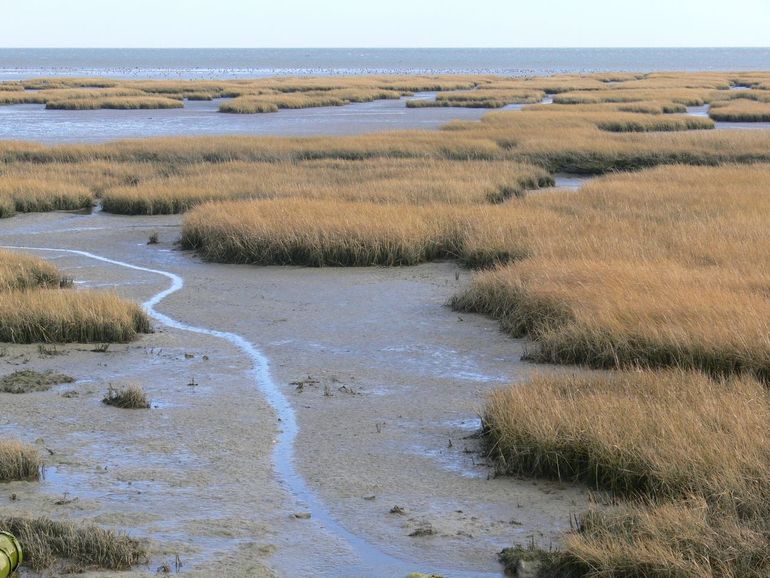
[2,104,770,182]
[0,74,484,111]
[0,440,42,481]
[101,159,551,214]
[0,250,151,343]
[408,89,546,108]
[0,517,147,571]
[485,369,770,503]
[0,289,151,343]
[552,88,719,106]
[563,498,769,578]
[219,92,347,113]
[486,369,770,577]
[102,383,150,409]
[452,164,770,378]
[180,199,466,266]
[46,96,183,110]
[709,99,770,122]
[0,178,93,217]
[219,88,406,113]
[0,249,67,290]
[1,71,768,115]
[450,108,770,172]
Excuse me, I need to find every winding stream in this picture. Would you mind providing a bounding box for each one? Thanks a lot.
[0,244,503,577]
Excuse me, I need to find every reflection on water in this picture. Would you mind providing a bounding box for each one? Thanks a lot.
[553,173,594,190]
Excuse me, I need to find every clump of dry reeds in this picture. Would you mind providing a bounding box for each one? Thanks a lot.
[452,164,770,378]
[0,179,93,218]
[0,440,42,481]
[485,369,770,502]
[0,249,151,343]
[487,369,770,577]
[46,96,183,110]
[102,384,150,409]
[407,89,545,108]
[0,249,68,291]
[0,517,147,572]
[709,99,770,122]
[0,289,151,343]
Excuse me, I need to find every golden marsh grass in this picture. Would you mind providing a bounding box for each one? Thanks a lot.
[0,440,42,481]
[709,99,770,122]
[0,178,93,217]
[101,159,551,214]
[485,369,770,502]
[0,289,151,343]
[0,517,147,572]
[486,369,770,577]
[46,96,184,110]
[102,383,150,409]
[452,164,770,378]
[407,89,546,108]
[4,72,770,577]
[0,249,66,290]
[0,250,151,343]
[180,199,465,266]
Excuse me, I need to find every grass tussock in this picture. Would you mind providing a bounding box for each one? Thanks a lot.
[0,178,93,218]
[452,164,770,378]
[487,369,770,577]
[709,99,770,122]
[219,92,346,113]
[45,96,183,110]
[0,370,74,393]
[564,499,769,578]
[407,89,546,108]
[485,369,770,502]
[181,199,465,266]
[723,89,770,103]
[594,114,713,132]
[0,249,68,291]
[0,517,147,572]
[219,88,406,113]
[102,384,150,409]
[0,441,42,481]
[0,289,151,343]
[0,249,151,344]
[552,88,717,106]
[181,198,543,268]
[614,100,689,114]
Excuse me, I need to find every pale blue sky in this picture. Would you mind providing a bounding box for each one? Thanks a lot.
[1,0,769,48]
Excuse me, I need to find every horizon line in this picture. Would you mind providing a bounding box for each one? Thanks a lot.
[1,46,769,50]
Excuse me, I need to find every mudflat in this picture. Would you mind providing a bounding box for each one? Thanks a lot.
[0,209,591,577]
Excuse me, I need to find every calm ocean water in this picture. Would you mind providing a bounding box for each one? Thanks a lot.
[0,48,768,80]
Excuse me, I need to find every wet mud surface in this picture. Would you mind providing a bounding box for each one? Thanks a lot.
[0,210,593,577]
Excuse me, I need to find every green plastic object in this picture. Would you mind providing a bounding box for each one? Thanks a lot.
[0,531,22,578]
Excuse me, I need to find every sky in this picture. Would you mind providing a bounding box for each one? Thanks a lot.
[1,0,769,48]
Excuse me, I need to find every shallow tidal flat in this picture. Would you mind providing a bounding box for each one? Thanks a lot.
[1,70,770,577]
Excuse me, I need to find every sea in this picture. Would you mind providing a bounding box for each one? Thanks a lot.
[0,48,768,80]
